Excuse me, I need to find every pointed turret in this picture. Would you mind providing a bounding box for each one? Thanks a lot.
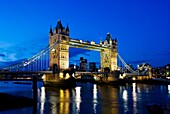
[112,37,117,45]
[105,33,112,44]
[49,26,53,36]
[66,23,69,32]
[115,38,117,42]
[56,18,63,33]
[66,23,69,35]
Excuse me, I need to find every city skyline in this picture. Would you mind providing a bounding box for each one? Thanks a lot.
[0,0,170,68]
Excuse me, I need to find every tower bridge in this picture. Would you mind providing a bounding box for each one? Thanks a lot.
[0,19,150,84]
[49,19,118,72]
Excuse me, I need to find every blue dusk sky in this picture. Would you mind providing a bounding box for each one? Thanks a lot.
[0,0,170,68]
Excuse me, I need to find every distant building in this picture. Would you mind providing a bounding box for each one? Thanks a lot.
[69,64,79,71]
[89,62,96,72]
[152,64,170,78]
[80,57,87,71]
[165,64,170,76]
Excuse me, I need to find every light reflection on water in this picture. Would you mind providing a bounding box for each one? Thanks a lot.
[75,86,81,113]
[132,83,137,114]
[1,83,170,114]
[40,87,45,114]
[93,84,97,113]
[122,89,128,113]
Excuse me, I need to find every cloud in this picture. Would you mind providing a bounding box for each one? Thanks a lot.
[0,58,26,69]
[69,48,91,58]
[0,54,6,62]
[0,35,49,63]
[128,59,152,65]
[0,54,5,57]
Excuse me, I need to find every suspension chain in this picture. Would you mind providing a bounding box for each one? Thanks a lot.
[117,53,138,74]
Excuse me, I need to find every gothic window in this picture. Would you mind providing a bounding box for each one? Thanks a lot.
[62,36,66,41]
[60,45,67,50]
[53,39,57,44]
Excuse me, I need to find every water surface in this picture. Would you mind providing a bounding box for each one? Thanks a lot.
[0,82,170,114]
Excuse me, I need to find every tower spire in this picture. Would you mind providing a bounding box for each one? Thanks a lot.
[56,18,63,30]
[49,25,53,36]
[66,23,69,35]
[66,23,69,32]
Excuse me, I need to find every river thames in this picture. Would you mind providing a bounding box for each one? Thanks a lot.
[0,82,170,114]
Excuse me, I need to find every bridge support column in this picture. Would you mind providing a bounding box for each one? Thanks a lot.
[100,49,111,72]
[43,73,60,83]
[110,51,117,71]
[49,19,70,72]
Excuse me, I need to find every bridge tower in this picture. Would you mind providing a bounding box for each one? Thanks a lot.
[100,33,118,72]
[49,19,70,71]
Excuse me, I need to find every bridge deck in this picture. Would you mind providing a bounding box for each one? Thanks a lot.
[69,40,110,51]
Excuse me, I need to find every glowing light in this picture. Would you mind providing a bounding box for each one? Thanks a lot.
[167,77,170,79]
[75,87,81,100]
[91,41,95,45]
[94,76,97,80]
[119,74,124,79]
[40,87,46,114]
[132,83,137,114]
[93,104,97,113]
[122,90,128,101]
[59,72,63,79]
[72,73,75,77]
[74,63,76,69]
[42,74,45,80]
[92,84,98,113]
[119,73,126,79]
[52,48,55,52]
[23,63,27,66]
[60,89,64,98]
[75,87,81,113]
[93,84,97,100]
[65,73,70,79]
[132,77,136,80]
[168,85,170,94]
[58,89,70,114]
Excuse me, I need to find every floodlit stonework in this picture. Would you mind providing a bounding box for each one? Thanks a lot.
[49,19,118,72]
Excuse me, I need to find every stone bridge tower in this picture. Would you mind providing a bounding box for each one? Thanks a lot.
[49,19,70,71]
[100,33,118,72]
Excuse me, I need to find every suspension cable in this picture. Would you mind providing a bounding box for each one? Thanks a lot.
[117,53,138,74]
[2,41,59,71]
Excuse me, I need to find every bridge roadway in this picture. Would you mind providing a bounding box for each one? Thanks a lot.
[0,71,109,78]
[0,71,108,75]
[69,38,111,51]
[0,71,146,78]
[0,71,53,75]
[75,71,108,75]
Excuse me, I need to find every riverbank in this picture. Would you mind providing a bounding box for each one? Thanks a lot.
[0,93,34,111]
